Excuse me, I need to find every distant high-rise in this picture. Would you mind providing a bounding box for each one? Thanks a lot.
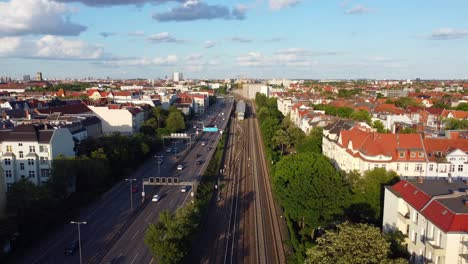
[23,75,31,82]
[36,72,43,81]
[172,72,183,82]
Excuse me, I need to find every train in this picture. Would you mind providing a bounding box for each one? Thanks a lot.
[236,100,246,120]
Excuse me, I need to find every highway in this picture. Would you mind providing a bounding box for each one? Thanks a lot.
[15,98,233,264]
[188,100,286,264]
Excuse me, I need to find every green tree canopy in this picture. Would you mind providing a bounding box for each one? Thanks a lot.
[372,120,388,133]
[273,153,350,234]
[444,118,468,130]
[165,110,186,133]
[305,222,407,264]
[350,109,371,124]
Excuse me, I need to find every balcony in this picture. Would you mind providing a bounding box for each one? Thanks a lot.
[426,240,444,256]
[397,212,411,225]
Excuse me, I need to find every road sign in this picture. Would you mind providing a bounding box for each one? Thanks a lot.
[203,127,218,132]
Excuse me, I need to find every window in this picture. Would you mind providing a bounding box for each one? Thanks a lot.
[29,146,36,153]
[420,228,425,243]
[416,164,423,171]
[396,163,400,171]
[41,169,50,178]
[6,145,12,152]
[410,152,416,158]
[5,170,12,178]
[40,157,48,164]
[4,158,11,165]
[18,143,23,146]
[399,152,405,158]
[412,230,417,243]
[429,164,434,171]
[6,183,12,190]
[418,152,424,157]
[458,165,463,172]
[27,159,34,166]
[449,164,455,172]
[39,146,48,153]
[405,163,409,171]
[20,163,24,170]
[28,171,35,178]
[381,164,386,169]
[19,151,24,158]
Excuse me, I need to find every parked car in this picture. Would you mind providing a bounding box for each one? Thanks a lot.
[64,241,79,256]
[152,194,160,202]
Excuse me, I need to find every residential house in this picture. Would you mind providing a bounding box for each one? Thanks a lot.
[88,105,145,134]
[0,124,75,189]
[383,178,468,264]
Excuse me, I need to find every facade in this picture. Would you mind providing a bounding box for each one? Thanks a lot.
[322,123,468,178]
[0,124,75,189]
[0,167,5,218]
[191,94,209,115]
[88,105,145,134]
[172,72,183,82]
[35,72,42,81]
[383,179,468,264]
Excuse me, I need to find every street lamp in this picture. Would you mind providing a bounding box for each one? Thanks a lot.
[154,155,163,175]
[125,178,137,211]
[70,221,87,264]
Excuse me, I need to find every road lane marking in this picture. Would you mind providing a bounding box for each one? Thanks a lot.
[131,229,140,241]
[130,253,139,264]
[149,258,154,264]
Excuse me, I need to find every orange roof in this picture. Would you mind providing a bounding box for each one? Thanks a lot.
[441,109,468,119]
[423,138,468,161]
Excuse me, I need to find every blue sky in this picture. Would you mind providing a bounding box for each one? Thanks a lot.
[0,0,467,79]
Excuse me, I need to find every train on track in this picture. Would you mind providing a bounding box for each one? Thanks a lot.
[235,100,246,120]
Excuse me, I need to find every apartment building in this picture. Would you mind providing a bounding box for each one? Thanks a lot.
[383,179,468,264]
[322,122,468,178]
[88,105,145,134]
[0,124,75,190]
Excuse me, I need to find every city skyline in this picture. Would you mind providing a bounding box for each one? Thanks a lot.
[0,0,468,79]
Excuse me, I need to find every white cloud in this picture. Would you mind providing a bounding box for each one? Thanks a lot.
[103,55,178,66]
[428,28,468,40]
[269,0,300,10]
[236,50,318,67]
[0,0,86,36]
[0,35,104,60]
[204,40,216,48]
[345,4,374,15]
[146,32,183,43]
[128,30,145,37]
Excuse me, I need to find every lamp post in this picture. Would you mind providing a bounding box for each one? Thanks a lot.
[70,221,87,264]
[125,178,137,211]
[154,155,163,175]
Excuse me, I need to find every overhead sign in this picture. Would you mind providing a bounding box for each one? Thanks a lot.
[170,133,189,138]
[203,127,219,132]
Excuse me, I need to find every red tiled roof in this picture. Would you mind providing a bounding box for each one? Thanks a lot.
[391,180,431,210]
[441,109,468,119]
[423,138,468,161]
[421,200,468,233]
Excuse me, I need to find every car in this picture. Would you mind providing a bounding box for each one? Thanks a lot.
[152,194,160,202]
[195,153,201,158]
[201,141,206,146]
[131,186,138,193]
[193,125,197,129]
[157,159,163,165]
[177,164,183,170]
[64,241,79,256]
[207,147,212,151]
[166,148,171,153]
[180,186,188,193]
[196,160,202,165]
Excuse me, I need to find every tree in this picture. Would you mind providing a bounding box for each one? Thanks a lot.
[296,127,322,154]
[398,127,417,134]
[455,102,468,111]
[444,118,468,130]
[165,110,186,133]
[372,120,388,133]
[305,222,407,264]
[346,168,399,223]
[350,110,371,124]
[273,153,350,235]
[271,129,290,155]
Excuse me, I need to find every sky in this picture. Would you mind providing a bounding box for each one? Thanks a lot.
[0,0,467,80]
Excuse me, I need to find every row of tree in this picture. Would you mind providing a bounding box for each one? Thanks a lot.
[140,106,186,137]
[312,104,372,124]
[254,93,408,263]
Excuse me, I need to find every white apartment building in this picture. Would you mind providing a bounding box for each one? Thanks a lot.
[383,179,468,264]
[322,122,468,178]
[172,72,183,82]
[191,94,209,115]
[0,124,75,189]
[88,105,145,135]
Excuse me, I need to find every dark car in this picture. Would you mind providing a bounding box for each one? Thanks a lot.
[196,160,202,165]
[195,153,201,158]
[64,241,79,256]
[207,147,212,151]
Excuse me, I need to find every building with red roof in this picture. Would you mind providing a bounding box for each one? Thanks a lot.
[383,178,468,264]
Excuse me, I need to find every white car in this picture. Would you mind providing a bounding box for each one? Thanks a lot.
[177,164,183,170]
[157,159,163,165]
[180,186,188,193]
[152,194,160,202]
[201,141,206,146]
